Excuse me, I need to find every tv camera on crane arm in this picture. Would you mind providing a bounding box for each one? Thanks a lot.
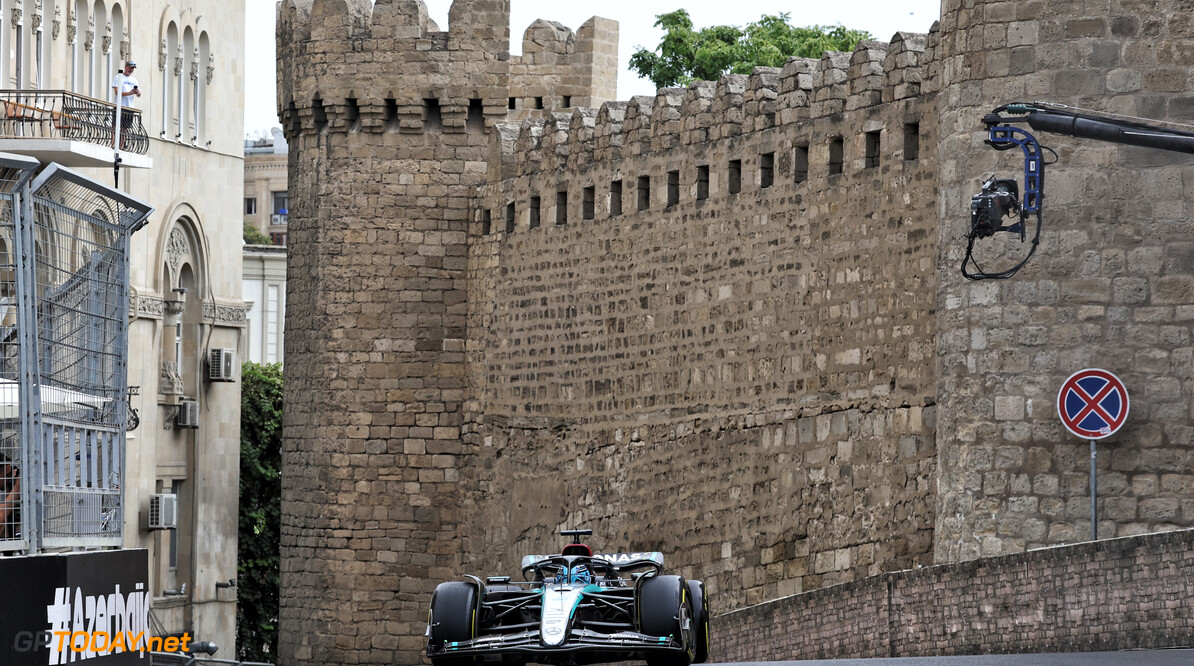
[963,102,1194,280]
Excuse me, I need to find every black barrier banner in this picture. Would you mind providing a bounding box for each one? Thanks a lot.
[0,549,149,665]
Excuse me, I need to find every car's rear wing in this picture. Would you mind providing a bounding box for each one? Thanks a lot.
[520,552,664,569]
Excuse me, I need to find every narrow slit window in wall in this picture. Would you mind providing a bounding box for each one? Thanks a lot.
[865,131,880,168]
[829,137,844,176]
[583,186,595,220]
[556,191,568,225]
[423,98,442,130]
[794,145,809,183]
[697,165,709,200]
[667,170,679,206]
[467,99,485,132]
[637,176,651,211]
[345,98,361,131]
[481,210,491,235]
[904,122,920,161]
[384,98,399,132]
[506,202,515,233]
[760,152,774,188]
[530,196,540,229]
[728,159,742,195]
[610,180,623,217]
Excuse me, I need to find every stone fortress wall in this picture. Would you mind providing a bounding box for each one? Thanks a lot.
[277,0,1194,663]
[463,31,941,609]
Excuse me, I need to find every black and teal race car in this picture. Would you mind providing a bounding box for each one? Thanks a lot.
[426,530,710,665]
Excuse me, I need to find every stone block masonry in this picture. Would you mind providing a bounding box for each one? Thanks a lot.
[278,0,1194,662]
[716,529,1194,661]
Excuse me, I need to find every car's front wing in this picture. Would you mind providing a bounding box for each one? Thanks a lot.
[429,627,685,662]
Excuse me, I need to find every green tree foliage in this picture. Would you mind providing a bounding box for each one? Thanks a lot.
[629,10,872,89]
[244,221,272,245]
[237,362,282,662]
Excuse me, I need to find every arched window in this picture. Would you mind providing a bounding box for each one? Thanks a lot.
[90,0,106,99]
[197,32,209,145]
[181,26,193,142]
[110,3,124,101]
[164,21,177,137]
[158,217,205,399]
[37,0,54,89]
[14,1,25,89]
[71,0,87,93]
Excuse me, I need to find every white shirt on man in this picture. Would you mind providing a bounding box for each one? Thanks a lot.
[111,73,139,107]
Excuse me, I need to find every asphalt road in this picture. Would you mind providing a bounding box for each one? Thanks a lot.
[720,650,1194,665]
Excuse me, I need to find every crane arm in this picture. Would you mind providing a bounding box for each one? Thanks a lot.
[963,102,1194,280]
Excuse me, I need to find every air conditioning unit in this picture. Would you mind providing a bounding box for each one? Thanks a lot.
[208,347,236,382]
[148,493,178,530]
[176,400,200,428]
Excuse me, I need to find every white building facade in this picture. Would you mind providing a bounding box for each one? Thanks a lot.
[0,0,246,653]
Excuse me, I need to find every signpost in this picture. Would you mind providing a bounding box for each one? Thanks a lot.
[1057,368,1129,541]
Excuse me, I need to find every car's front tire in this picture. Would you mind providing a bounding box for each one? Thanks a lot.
[638,575,694,666]
[428,581,478,666]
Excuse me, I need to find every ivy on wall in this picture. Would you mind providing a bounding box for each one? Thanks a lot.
[237,362,282,662]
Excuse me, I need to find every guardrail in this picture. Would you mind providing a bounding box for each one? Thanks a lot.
[270,214,287,225]
[0,90,149,155]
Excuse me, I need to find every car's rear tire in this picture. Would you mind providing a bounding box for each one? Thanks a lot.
[638,575,693,666]
[687,580,710,663]
[429,581,478,666]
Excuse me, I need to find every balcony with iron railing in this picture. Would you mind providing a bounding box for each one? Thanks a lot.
[0,90,153,169]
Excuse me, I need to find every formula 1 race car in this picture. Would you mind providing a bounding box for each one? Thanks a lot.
[426,530,710,665]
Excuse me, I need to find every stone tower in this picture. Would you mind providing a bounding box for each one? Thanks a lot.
[275,0,617,663]
[932,0,1194,563]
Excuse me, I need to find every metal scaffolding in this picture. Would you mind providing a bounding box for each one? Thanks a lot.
[0,154,152,553]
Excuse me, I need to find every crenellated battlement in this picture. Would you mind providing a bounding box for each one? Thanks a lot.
[276,0,619,139]
[490,34,931,183]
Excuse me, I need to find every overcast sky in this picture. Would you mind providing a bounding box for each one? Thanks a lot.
[246,0,942,134]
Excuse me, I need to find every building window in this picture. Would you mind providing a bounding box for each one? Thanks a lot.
[508,97,516,110]
[270,233,287,246]
[482,209,492,235]
[865,131,880,168]
[583,186,595,220]
[829,137,844,176]
[637,175,650,211]
[697,165,709,200]
[244,198,257,215]
[563,95,572,108]
[760,152,774,188]
[534,97,544,110]
[610,180,622,217]
[272,191,288,215]
[667,170,679,206]
[904,122,920,161]
[529,196,540,229]
[556,191,568,225]
[728,159,741,195]
[506,202,515,233]
[794,145,809,183]
[169,480,182,569]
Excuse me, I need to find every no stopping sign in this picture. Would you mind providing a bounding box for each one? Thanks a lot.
[1057,368,1129,440]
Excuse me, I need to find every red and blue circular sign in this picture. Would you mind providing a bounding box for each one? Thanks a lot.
[1057,368,1129,440]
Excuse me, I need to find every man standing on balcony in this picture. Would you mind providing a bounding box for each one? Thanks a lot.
[111,61,141,150]
[112,61,141,107]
